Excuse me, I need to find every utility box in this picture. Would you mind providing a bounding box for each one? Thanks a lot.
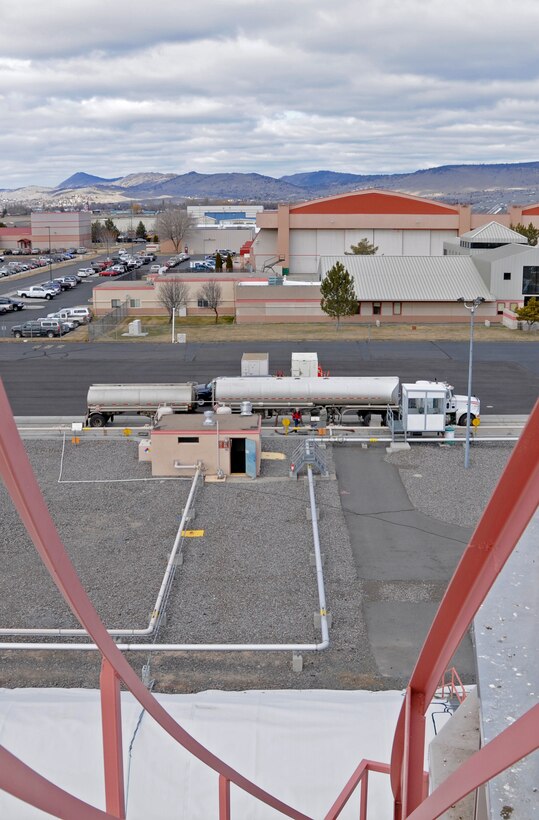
[241,353,269,377]
[401,382,447,434]
[291,352,318,378]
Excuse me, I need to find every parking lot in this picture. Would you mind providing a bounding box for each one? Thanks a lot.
[0,247,218,338]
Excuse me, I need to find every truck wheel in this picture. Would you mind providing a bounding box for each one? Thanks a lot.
[14,331,22,338]
[360,413,371,427]
[45,293,52,300]
[89,413,107,428]
[458,414,474,427]
[46,331,55,338]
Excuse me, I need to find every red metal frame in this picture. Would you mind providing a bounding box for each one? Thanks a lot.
[0,379,537,819]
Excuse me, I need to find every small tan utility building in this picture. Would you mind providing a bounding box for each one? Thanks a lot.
[147,412,262,478]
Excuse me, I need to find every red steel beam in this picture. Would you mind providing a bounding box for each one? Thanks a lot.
[0,379,311,820]
[391,399,539,814]
[219,775,231,820]
[324,760,390,819]
[0,746,112,819]
[407,703,539,820]
[100,659,126,818]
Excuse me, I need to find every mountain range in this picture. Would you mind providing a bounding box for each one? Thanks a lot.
[2,162,539,211]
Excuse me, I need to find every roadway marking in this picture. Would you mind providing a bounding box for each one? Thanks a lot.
[181,530,204,537]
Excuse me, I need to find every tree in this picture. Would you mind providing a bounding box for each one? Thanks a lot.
[225,252,233,272]
[320,261,357,327]
[103,217,119,238]
[515,297,539,329]
[135,220,147,239]
[155,208,194,253]
[197,281,223,323]
[157,279,189,322]
[510,222,539,246]
[346,238,378,255]
[214,252,223,273]
[91,220,103,243]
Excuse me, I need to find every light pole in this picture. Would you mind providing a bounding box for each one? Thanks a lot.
[457,296,485,469]
[47,227,53,281]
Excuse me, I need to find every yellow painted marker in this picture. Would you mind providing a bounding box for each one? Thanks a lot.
[182,529,205,537]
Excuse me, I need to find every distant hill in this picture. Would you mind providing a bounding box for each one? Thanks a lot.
[55,172,121,189]
[3,162,539,210]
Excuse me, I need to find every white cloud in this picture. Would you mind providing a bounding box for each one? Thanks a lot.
[0,0,538,186]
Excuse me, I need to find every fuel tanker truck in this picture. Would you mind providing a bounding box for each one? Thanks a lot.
[206,376,478,426]
[85,383,196,427]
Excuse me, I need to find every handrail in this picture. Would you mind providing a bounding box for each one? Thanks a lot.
[390,398,539,816]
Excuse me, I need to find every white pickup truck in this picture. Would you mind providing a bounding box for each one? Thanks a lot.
[16,285,56,300]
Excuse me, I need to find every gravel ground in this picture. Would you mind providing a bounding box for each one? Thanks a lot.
[0,436,516,692]
[385,443,514,528]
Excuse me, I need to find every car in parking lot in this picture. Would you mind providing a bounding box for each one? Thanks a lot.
[11,320,63,338]
[39,281,62,294]
[16,285,57,300]
[46,309,84,327]
[53,277,77,290]
[0,296,25,312]
[78,267,95,277]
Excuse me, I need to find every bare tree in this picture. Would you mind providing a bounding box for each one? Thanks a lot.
[155,208,194,253]
[197,281,223,323]
[157,279,189,322]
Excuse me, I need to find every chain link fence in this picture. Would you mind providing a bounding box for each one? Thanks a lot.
[87,299,129,341]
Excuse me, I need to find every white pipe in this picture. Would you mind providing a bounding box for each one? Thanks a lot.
[307,463,330,646]
[1,468,330,653]
[0,468,202,638]
[0,642,329,652]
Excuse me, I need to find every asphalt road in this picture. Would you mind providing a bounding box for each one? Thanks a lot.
[0,339,537,416]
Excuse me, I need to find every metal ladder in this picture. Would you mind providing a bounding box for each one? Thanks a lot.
[289,438,329,478]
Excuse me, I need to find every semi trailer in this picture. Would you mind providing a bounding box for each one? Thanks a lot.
[205,376,479,426]
[85,383,196,427]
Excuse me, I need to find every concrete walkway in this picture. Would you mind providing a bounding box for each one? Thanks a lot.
[333,444,475,683]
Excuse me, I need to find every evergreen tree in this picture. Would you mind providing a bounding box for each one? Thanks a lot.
[515,297,539,328]
[135,220,147,239]
[214,252,223,272]
[346,238,378,255]
[320,261,357,327]
[510,222,539,246]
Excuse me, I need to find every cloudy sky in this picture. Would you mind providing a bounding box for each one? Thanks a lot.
[1,0,538,188]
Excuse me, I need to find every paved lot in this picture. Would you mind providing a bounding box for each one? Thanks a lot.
[0,434,514,693]
[0,340,538,416]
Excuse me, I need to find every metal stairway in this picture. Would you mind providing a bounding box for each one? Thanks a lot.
[289,438,329,478]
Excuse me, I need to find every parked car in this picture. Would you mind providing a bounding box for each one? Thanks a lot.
[39,281,62,293]
[16,285,56,300]
[76,247,87,254]
[0,296,25,312]
[11,320,62,338]
[53,277,76,290]
[100,268,121,277]
[78,267,95,277]
[36,318,72,335]
[64,306,92,323]
[47,310,82,327]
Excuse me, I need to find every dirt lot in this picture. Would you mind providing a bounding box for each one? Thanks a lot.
[89,316,537,343]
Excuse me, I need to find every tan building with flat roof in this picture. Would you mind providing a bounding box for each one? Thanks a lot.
[148,412,261,478]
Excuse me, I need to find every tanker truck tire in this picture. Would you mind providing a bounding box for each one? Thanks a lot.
[458,414,475,427]
[359,413,371,427]
[89,413,108,428]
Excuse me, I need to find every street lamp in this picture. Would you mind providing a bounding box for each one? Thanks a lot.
[457,296,485,469]
[46,227,56,281]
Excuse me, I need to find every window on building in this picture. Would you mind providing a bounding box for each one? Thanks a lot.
[393,302,402,315]
[497,302,505,315]
[111,299,120,308]
[408,397,425,414]
[373,302,381,315]
[510,302,518,311]
[129,299,140,308]
[426,397,445,414]
[357,302,361,315]
[197,298,209,308]
[523,266,539,295]
[177,436,199,444]
[503,271,511,281]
